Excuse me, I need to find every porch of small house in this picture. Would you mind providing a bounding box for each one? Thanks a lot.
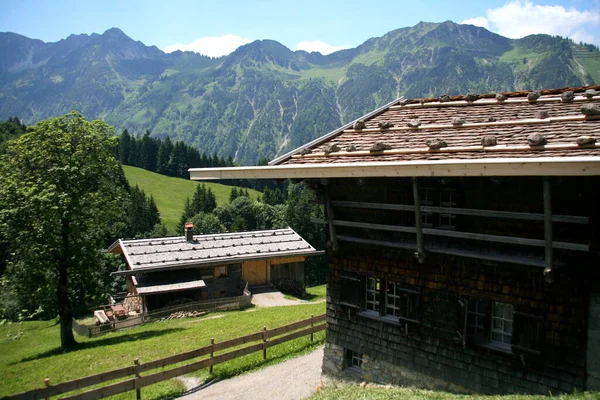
[242,256,306,287]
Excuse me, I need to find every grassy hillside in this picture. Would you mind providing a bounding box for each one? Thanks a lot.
[122,165,260,230]
[0,303,325,399]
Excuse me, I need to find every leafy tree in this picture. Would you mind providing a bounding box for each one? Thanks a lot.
[0,117,27,154]
[0,112,126,349]
[190,212,226,234]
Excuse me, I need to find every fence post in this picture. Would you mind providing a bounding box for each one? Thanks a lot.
[209,338,215,374]
[44,378,50,400]
[310,314,314,342]
[262,326,267,360]
[133,358,141,400]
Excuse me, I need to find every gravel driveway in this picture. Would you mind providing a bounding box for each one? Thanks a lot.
[250,285,307,307]
[179,346,324,400]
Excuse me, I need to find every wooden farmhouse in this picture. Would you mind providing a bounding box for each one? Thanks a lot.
[109,226,319,312]
[190,86,600,394]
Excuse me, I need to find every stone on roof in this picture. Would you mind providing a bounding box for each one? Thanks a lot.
[276,85,600,166]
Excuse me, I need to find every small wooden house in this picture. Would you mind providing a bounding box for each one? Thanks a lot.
[109,226,320,311]
[190,86,600,394]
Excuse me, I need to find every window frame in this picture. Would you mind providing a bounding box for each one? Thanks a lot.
[357,276,422,325]
[344,349,363,372]
[458,295,543,356]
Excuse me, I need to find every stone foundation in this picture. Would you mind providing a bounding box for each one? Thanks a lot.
[322,341,474,394]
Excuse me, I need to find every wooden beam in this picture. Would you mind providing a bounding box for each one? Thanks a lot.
[315,218,588,251]
[412,178,426,263]
[332,200,588,224]
[336,235,546,268]
[543,177,554,283]
[337,235,417,251]
[188,157,600,180]
[323,185,338,251]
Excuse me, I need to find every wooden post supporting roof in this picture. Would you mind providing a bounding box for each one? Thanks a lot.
[412,177,426,263]
[543,177,554,283]
[323,183,339,251]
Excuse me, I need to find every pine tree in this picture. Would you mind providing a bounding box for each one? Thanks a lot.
[179,197,193,228]
[191,184,207,215]
[119,129,131,164]
[205,187,217,212]
[229,187,239,203]
[157,136,174,175]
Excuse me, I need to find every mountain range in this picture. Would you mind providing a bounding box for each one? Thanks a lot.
[1,21,598,165]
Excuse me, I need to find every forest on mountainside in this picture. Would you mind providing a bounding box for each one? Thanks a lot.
[1,22,598,165]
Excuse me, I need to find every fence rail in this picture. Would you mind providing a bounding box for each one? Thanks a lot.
[4,314,326,400]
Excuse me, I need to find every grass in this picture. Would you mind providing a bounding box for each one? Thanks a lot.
[284,284,327,302]
[309,383,599,400]
[299,67,346,82]
[0,302,325,399]
[122,165,260,230]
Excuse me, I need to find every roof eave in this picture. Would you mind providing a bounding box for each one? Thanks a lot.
[190,156,600,180]
[111,249,326,277]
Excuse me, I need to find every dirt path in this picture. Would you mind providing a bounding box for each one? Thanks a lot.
[250,285,306,307]
[179,346,324,400]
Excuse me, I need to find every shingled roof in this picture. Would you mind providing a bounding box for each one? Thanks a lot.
[109,227,321,277]
[189,86,600,180]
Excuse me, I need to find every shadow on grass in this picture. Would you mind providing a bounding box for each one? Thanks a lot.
[12,328,185,364]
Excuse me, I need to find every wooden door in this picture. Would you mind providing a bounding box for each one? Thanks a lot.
[244,260,267,286]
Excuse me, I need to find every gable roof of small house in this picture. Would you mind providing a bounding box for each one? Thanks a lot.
[109,227,321,277]
[189,86,600,180]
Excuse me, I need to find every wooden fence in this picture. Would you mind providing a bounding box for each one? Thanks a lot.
[75,291,253,338]
[4,314,326,400]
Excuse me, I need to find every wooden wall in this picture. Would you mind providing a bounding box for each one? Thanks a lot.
[323,176,600,394]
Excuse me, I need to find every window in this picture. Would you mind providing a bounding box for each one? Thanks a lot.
[458,296,543,355]
[339,275,361,308]
[344,349,363,371]
[438,188,456,229]
[365,278,381,313]
[491,302,513,346]
[420,187,434,227]
[420,187,456,229]
[214,265,227,277]
[361,276,421,324]
[385,281,420,322]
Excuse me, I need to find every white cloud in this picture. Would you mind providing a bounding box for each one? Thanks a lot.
[461,16,490,30]
[461,0,600,45]
[162,34,252,57]
[295,40,349,55]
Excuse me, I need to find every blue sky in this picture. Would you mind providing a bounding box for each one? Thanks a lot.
[1,0,599,56]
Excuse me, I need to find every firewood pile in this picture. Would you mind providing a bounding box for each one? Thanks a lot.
[160,310,207,321]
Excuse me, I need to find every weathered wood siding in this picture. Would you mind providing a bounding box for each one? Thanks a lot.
[270,261,305,286]
[323,176,599,394]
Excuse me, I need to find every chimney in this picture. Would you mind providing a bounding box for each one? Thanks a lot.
[184,223,194,242]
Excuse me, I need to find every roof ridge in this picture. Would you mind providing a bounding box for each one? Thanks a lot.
[292,143,600,159]
[389,94,600,110]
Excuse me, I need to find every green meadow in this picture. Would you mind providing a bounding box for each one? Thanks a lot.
[122,165,260,230]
